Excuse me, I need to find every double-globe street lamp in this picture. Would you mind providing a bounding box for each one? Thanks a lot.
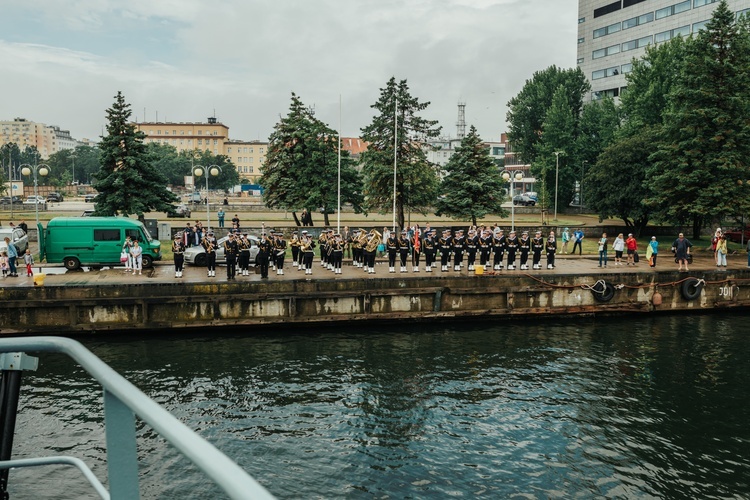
[20,163,49,227]
[502,170,524,232]
[193,165,221,230]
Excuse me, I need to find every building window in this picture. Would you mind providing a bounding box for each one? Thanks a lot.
[579,17,585,24]
[249,167,254,174]
[592,88,619,100]
[157,130,161,135]
[249,157,253,163]
[594,1,621,18]
[621,62,633,74]
[622,35,652,52]
[259,148,264,154]
[213,139,218,145]
[578,37,585,44]
[173,130,176,135]
[656,0,691,20]
[693,0,717,7]
[577,57,585,64]
[198,131,202,135]
[198,139,203,145]
[593,22,621,38]
[656,25,690,43]
[623,11,654,29]
[227,147,232,153]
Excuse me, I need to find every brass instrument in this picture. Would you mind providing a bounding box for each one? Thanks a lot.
[365,229,382,252]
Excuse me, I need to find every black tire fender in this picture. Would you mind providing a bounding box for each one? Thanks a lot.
[592,281,615,302]
[681,278,704,301]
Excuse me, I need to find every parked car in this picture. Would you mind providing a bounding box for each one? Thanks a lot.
[0,227,29,255]
[184,235,260,267]
[168,204,192,218]
[512,194,536,206]
[46,192,64,202]
[23,196,47,207]
[80,209,95,217]
[724,226,750,243]
[0,196,23,205]
[84,193,98,203]
[186,192,203,205]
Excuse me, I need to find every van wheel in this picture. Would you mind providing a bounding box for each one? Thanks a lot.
[64,257,81,271]
[142,255,153,269]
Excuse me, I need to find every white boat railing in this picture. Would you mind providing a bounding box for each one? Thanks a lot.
[0,337,275,500]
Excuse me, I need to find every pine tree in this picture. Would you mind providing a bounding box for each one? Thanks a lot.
[360,78,441,230]
[435,126,507,226]
[648,1,750,238]
[260,93,363,227]
[94,91,177,217]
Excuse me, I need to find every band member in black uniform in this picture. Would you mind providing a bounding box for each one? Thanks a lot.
[532,230,544,270]
[298,230,308,269]
[546,230,557,269]
[492,229,506,271]
[519,231,531,270]
[438,230,452,272]
[301,233,316,275]
[224,232,239,280]
[452,229,466,272]
[465,228,478,271]
[411,227,421,272]
[364,229,381,274]
[290,231,300,270]
[274,232,287,275]
[202,230,218,277]
[398,230,410,273]
[386,230,398,272]
[172,233,186,278]
[506,230,519,270]
[351,230,363,268]
[257,233,272,279]
[238,234,251,276]
[331,233,344,274]
[423,229,436,272]
[319,230,328,268]
[479,228,492,270]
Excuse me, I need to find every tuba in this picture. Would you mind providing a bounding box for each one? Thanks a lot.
[365,229,382,252]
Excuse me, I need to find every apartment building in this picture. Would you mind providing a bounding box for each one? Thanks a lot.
[577,0,750,101]
[224,140,268,184]
[0,118,71,159]
[134,117,230,156]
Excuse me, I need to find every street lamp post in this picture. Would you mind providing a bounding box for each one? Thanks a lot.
[553,151,563,221]
[502,170,524,232]
[193,165,221,229]
[20,163,50,227]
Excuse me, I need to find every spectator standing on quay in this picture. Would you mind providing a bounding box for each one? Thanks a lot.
[711,228,722,264]
[23,248,34,277]
[716,234,728,269]
[572,229,584,255]
[546,230,557,269]
[672,233,692,272]
[18,220,28,234]
[131,240,143,275]
[0,251,8,278]
[122,235,133,272]
[598,232,608,268]
[217,209,225,228]
[561,228,570,254]
[231,214,240,230]
[5,236,19,277]
[625,233,638,266]
[612,233,625,266]
[646,236,659,268]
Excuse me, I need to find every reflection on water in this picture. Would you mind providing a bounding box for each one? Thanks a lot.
[9,314,750,499]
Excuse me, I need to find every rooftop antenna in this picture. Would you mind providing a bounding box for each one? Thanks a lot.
[456,101,466,139]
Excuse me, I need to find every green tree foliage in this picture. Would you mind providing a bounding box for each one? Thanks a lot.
[532,86,576,213]
[145,143,190,187]
[360,77,441,230]
[506,66,590,166]
[648,1,750,238]
[94,91,178,217]
[44,145,101,189]
[435,126,508,226]
[586,127,656,233]
[261,92,363,227]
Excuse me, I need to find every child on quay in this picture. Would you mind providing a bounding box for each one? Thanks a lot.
[24,248,34,277]
[0,252,8,278]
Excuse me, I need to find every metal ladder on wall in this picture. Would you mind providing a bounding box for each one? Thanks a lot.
[0,337,275,500]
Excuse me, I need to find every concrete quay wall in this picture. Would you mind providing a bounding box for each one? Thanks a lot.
[2,271,750,335]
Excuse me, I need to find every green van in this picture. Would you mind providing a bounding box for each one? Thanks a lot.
[38,217,162,270]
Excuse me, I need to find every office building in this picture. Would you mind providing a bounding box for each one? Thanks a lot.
[577,0,750,101]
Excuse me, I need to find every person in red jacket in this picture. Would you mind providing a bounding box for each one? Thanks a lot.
[625,233,638,266]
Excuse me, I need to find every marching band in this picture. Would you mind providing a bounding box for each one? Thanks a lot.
[172,225,560,280]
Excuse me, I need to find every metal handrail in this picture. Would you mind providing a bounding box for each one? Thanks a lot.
[0,337,275,500]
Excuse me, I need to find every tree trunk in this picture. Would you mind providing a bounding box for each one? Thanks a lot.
[292,212,301,226]
[396,197,405,231]
[472,215,477,227]
[324,212,330,227]
[692,216,703,241]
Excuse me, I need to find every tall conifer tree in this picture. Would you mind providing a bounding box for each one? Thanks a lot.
[435,126,507,226]
[94,91,177,217]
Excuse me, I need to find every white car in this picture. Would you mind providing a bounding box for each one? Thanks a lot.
[23,195,47,207]
[0,227,29,255]
[184,234,260,266]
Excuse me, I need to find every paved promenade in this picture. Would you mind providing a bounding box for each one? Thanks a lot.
[2,252,742,288]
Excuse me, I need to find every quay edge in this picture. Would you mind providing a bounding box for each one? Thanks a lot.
[2,270,750,334]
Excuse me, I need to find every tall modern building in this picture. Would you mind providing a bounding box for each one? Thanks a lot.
[577,0,750,101]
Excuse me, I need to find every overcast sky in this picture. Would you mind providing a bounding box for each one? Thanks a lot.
[0,0,577,144]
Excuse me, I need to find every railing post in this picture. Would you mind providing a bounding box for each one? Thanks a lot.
[104,389,140,499]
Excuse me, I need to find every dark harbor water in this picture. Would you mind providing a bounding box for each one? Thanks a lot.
[8,314,750,499]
